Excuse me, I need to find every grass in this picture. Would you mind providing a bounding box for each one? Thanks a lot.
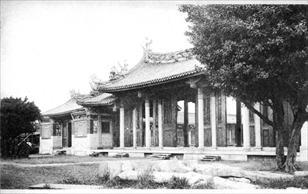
[0,163,209,189]
[1,163,100,189]
[253,176,308,189]
[1,157,308,189]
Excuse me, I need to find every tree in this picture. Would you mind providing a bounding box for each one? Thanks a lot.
[180,5,308,172]
[0,97,41,157]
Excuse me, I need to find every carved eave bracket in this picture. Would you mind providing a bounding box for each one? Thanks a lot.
[186,76,208,89]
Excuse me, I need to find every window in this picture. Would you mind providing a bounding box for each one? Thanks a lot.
[249,110,254,123]
[41,124,52,139]
[101,121,110,133]
[53,123,61,136]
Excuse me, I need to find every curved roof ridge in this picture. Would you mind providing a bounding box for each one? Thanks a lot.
[147,48,193,56]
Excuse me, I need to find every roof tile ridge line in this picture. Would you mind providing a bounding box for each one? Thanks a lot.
[148,48,194,55]
[43,98,79,114]
[101,69,201,91]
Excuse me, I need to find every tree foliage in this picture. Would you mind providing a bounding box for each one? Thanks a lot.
[1,97,41,157]
[180,5,308,172]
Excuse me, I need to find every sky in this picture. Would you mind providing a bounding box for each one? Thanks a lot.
[1,1,192,112]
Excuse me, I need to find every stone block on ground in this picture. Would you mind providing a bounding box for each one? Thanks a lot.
[152,171,213,185]
[153,160,192,173]
[118,170,139,180]
[213,177,258,189]
[241,170,294,182]
[192,163,243,177]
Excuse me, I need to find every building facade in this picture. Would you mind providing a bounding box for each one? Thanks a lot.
[40,93,116,155]
[39,49,308,161]
[96,49,308,161]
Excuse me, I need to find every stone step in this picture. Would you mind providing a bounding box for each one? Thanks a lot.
[113,152,129,158]
[201,155,221,161]
[149,153,171,160]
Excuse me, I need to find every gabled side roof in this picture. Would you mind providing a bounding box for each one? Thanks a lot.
[98,49,203,92]
[77,93,115,106]
[43,98,84,117]
[43,93,115,117]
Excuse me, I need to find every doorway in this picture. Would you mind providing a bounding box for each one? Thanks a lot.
[62,121,72,148]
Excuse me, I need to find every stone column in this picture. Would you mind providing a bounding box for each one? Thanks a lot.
[132,108,137,148]
[145,97,151,148]
[183,100,189,147]
[152,100,157,146]
[241,104,250,149]
[210,93,217,148]
[254,103,262,149]
[198,88,204,148]
[158,100,163,148]
[299,121,308,161]
[119,104,125,148]
[188,129,192,147]
[98,115,102,147]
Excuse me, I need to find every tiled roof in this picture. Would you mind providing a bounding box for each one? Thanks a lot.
[77,93,115,106]
[43,98,84,116]
[98,49,203,92]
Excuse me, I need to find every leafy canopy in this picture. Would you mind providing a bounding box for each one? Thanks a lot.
[180,5,307,110]
[1,97,41,139]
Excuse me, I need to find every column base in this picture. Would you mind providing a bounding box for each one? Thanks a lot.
[254,146,262,151]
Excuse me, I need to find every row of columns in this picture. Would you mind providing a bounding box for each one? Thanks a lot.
[119,89,263,149]
[197,88,262,149]
[119,97,164,148]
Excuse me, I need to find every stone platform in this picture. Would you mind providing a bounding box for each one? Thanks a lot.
[91,147,294,161]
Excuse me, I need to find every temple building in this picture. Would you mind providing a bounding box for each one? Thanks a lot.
[39,48,308,161]
[40,93,116,155]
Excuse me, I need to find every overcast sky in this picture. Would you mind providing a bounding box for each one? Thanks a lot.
[1,1,193,112]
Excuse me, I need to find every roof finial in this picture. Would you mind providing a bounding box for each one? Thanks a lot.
[142,37,152,60]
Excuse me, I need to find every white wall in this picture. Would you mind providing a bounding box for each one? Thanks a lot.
[71,136,91,155]
[39,137,53,154]
[52,136,62,148]
[101,133,113,147]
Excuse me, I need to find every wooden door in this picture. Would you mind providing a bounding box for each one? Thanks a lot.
[68,122,72,147]
[62,122,68,147]
[204,94,212,146]
[216,93,227,146]
[163,96,177,147]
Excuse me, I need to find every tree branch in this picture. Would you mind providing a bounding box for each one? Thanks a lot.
[239,98,274,126]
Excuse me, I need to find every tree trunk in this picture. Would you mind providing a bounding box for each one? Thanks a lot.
[275,128,285,170]
[284,111,306,173]
[273,100,286,170]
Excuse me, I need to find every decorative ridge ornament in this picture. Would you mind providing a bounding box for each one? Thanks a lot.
[145,48,194,64]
